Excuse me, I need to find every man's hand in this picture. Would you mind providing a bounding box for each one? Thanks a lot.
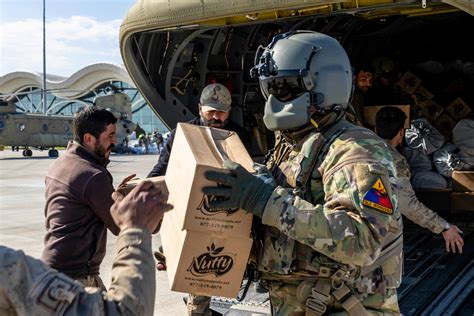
[442,224,464,254]
[117,174,137,190]
[202,160,274,218]
[111,180,172,233]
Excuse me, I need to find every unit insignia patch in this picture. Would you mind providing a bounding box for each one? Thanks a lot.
[362,177,393,214]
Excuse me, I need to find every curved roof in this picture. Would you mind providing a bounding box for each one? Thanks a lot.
[0,63,134,100]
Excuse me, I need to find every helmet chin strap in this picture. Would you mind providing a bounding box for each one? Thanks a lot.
[281,110,342,142]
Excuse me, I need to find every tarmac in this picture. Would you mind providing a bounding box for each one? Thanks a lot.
[0,148,187,315]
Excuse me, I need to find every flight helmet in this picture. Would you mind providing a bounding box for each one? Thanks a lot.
[251,31,352,131]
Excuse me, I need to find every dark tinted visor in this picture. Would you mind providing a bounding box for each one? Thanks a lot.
[259,76,307,101]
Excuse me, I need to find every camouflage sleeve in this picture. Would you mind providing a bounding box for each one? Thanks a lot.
[393,150,447,234]
[103,228,156,315]
[261,162,398,267]
[397,176,447,234]
[0,228,154,316]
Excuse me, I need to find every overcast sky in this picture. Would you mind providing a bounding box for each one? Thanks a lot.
[0,0,136,77]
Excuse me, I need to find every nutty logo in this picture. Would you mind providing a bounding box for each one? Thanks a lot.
[197,184,239,216]
[187,243,234,277]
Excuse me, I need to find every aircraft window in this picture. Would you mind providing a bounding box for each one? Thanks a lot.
[0,120,4,129]
[42,124,48,132]
[18,123,26,132]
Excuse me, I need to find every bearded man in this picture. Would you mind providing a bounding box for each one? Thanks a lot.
[147,83,249,178]
[42,106,133,289]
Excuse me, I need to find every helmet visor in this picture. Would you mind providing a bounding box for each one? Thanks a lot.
[259,76,307,102]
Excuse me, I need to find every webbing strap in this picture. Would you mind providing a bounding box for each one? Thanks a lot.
[333,284,367,316]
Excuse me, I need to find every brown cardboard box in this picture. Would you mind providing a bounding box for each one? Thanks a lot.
[452,171,474,192]
[446,97,472,120]
[396,71,422,94]
[161,123,255,297]
[116,176,168,196]
[417,99,443,122]
[363,105,410,129]
[165,123,254,237]
[412,85,434,105]
[434,113,457,137]
[451,192,474,213]
[160,210,253,297]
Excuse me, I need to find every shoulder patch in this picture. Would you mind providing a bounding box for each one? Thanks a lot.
[362,177,393,215]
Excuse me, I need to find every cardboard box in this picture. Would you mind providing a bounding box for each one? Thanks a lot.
[434,113,457,137]
[446,97,472,121]
[451,192,474,213]
[116,176,168,196]
[160,123,255,297]
[414,189,451,212]
[160,210,253,297]
[363,105,410,129]
[452,171,474,192]
[417,99,443,122]
[165,123,254,237]
[396,71,422,94]
[412,85,434,105]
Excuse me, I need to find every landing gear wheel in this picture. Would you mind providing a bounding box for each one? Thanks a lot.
[25,149,33,157]
[22,150,27,156]
[48,149,59,158]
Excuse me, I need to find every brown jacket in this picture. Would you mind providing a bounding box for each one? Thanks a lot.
[41,141,120,277]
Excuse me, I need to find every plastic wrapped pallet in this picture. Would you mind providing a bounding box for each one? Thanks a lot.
[411,170,448,189]
[402,146,433,173]
[453,118,474,168]
[405,118,445,155]
[453,118,474,148]
[432,143,467,177]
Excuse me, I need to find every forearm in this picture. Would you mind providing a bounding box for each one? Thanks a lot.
[398,179,447,234]
[261,186,384,266]
[105,228,155,316]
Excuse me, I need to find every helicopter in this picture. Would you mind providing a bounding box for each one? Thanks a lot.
[118,0,473,314]
[0,92,137,157]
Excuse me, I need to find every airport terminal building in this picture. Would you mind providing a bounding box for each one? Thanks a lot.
[0,63,169,134]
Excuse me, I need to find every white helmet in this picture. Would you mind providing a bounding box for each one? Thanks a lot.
[251,31,352,131]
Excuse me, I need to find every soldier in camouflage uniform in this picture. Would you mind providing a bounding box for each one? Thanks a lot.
[203,31,403,315]
[375,106,464,253]
[0,181,172,316]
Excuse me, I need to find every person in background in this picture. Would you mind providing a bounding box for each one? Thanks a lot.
[148,83,251,315]
[346,64,375,126]
[147,82,248,177]
[153,129,164,153]
[42,106,135,289]
[375,106,464,253]
[370,57,413,106]
[1,181,172,316]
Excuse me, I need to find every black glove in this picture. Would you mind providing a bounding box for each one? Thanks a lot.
[202,160,274,218]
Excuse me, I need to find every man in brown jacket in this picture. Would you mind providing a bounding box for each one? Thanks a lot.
[1,180,172,316]
[42,106,134,289]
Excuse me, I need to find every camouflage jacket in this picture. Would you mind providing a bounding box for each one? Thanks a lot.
[258,119,403,292]
[0,228,155,316]
[389,145,447,234]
